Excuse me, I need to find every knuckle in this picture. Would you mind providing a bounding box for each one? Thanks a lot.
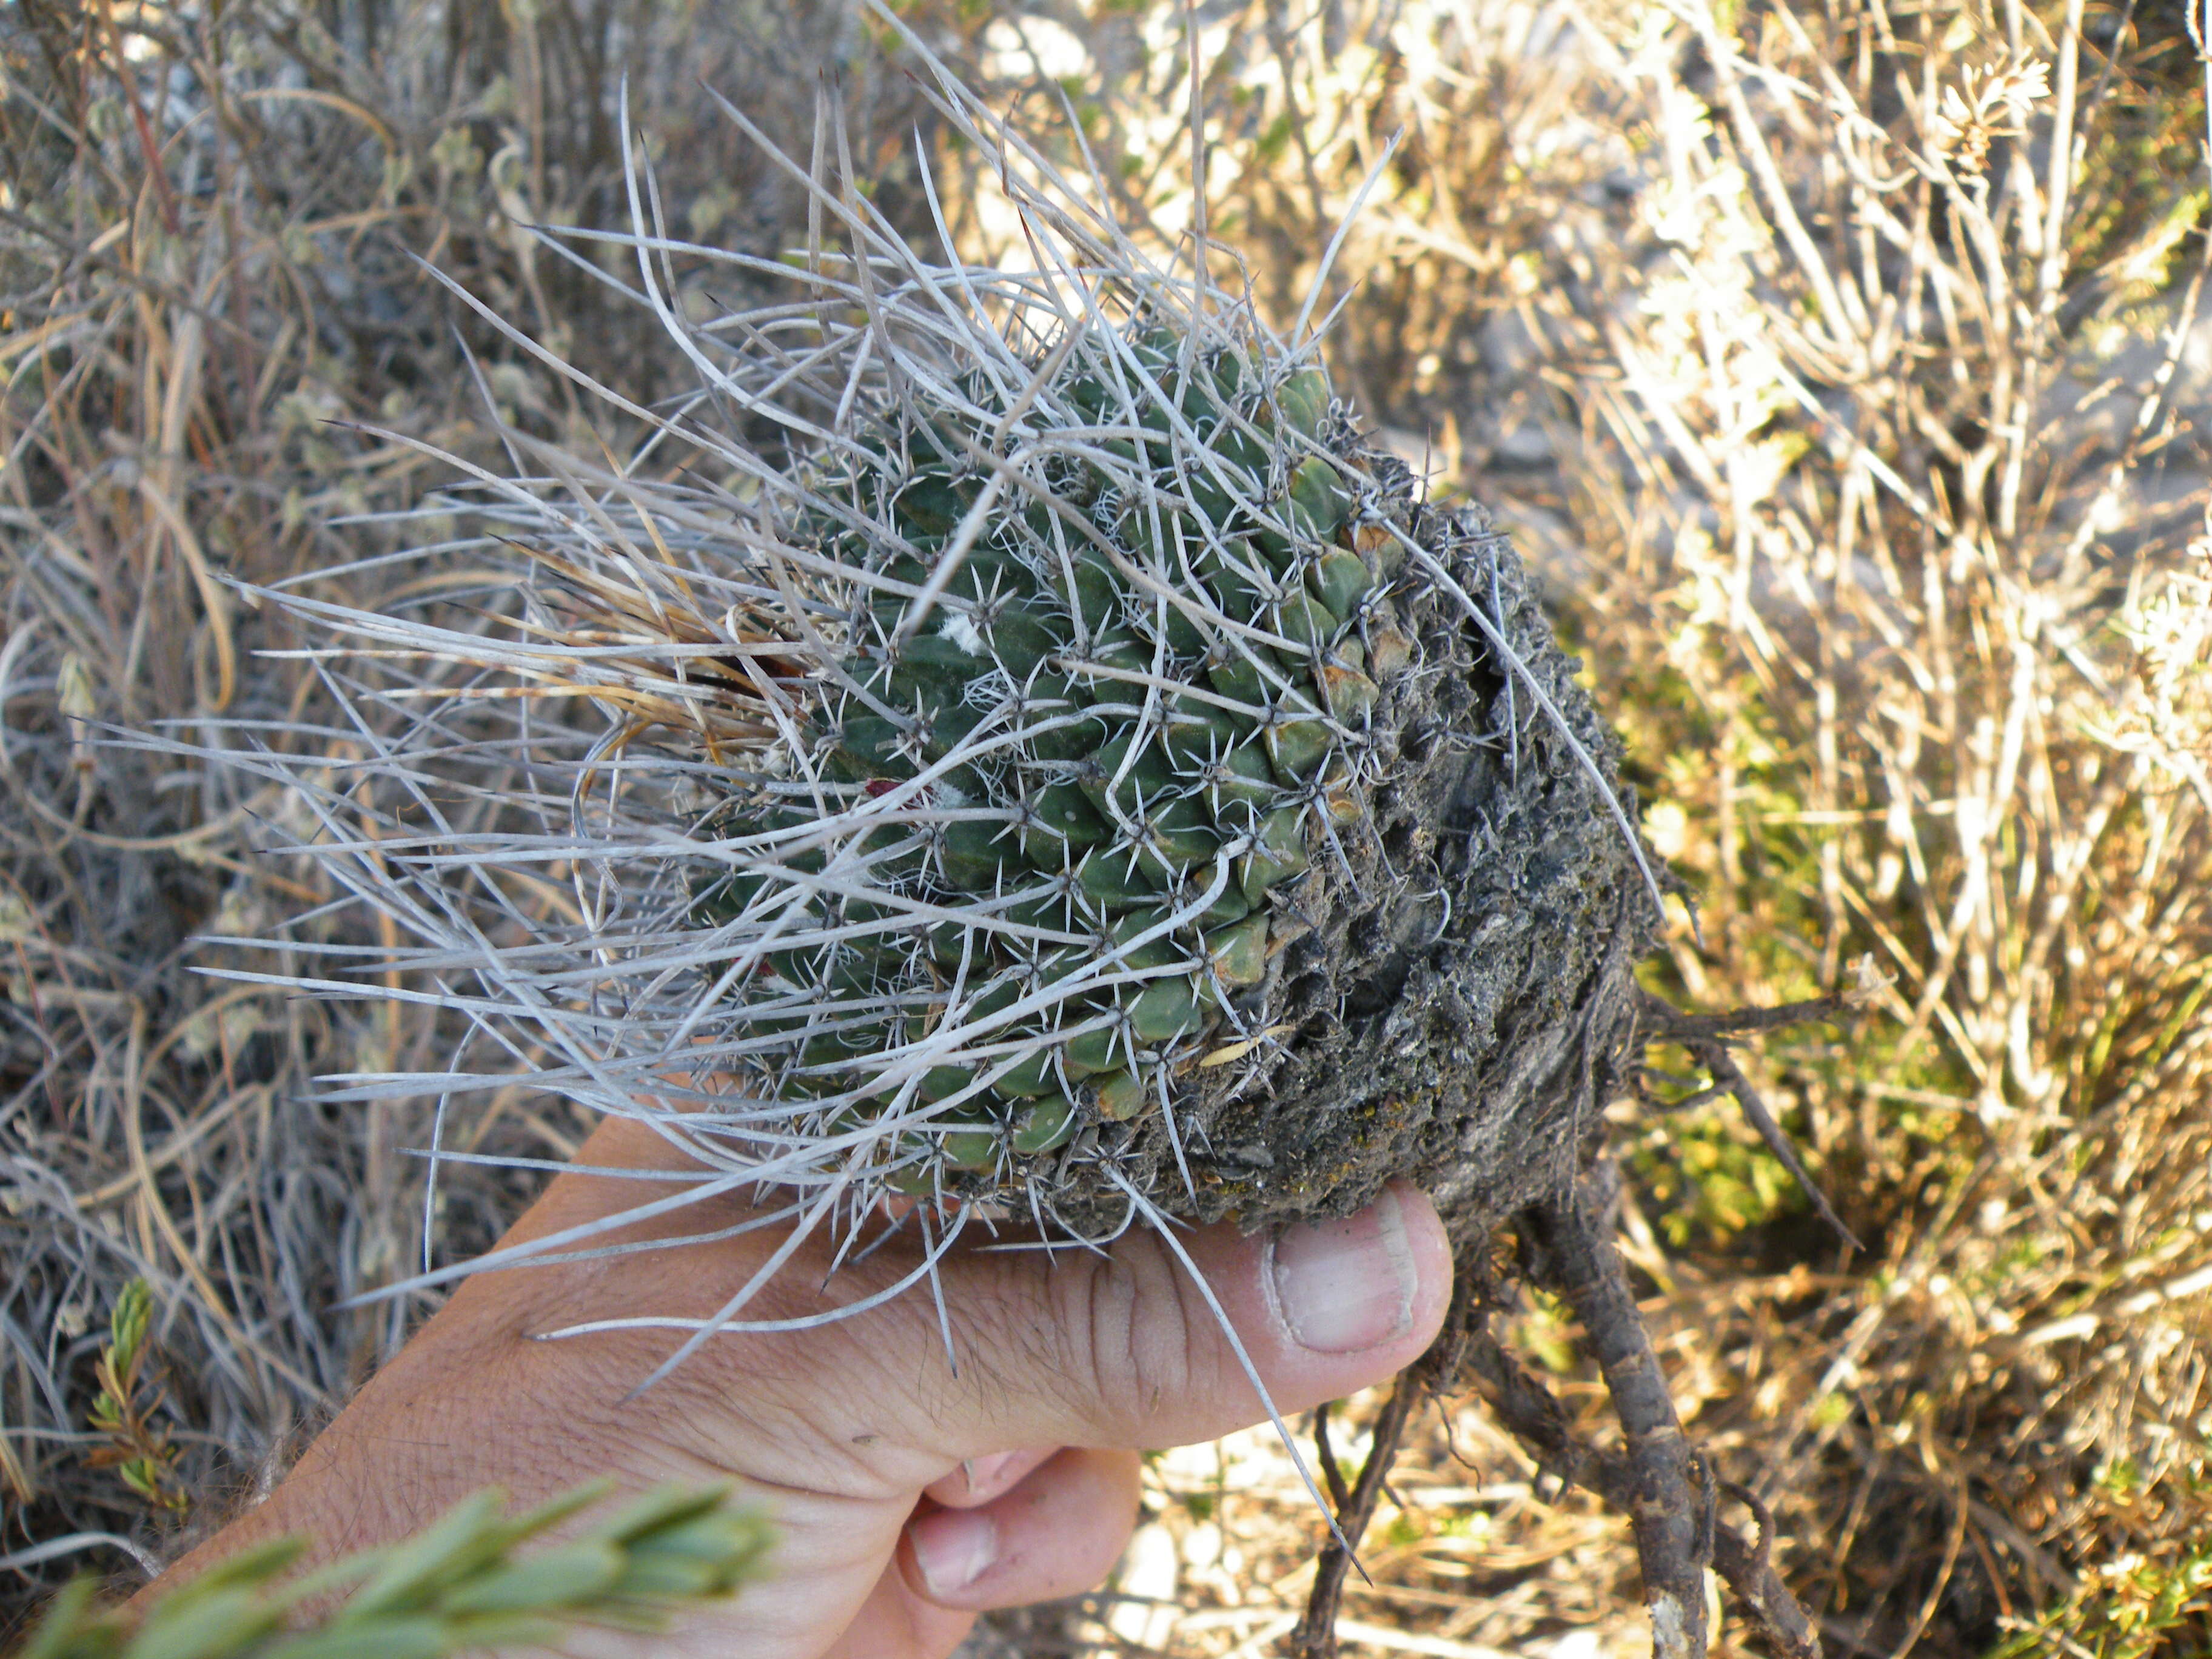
[1052,1237,1204,1436]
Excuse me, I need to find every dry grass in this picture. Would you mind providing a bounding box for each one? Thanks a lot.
[4,1,2210,1656]
[0,0,946,1633]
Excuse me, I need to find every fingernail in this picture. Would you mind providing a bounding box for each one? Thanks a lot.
[964,1450,1025,1498]
[911,1507,997,1598]
[1267,1185,1416,1354]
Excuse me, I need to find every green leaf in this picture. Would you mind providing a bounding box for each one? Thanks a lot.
[14,1579,120,1659]
[120,1589,284,1659]
[337,1492,510,1620]
[107,1281,153,1376]
[256,1617,465,1659]
[17,1487,771,1659]
[608,1504,774,1603]
[434,1539,623,1617]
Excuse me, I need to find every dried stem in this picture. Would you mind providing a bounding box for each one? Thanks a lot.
[1289,1375,1423,1658]
[1460,1287,1823,1659]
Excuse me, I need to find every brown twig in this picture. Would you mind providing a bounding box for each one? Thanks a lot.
[1287,1372,1424,1658]
[1459,1312,1824,1659]
[95,0,183,236]
[1637,989,1865,1250]
[1712,1483,1823,1659]
[1702,1046,1863,1252]
[1311,1401,1353,1512]
[1640,988,1854,1043]
[1522,1161,1711,1659]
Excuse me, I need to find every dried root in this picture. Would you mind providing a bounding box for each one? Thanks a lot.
[1292,981,1867,1659]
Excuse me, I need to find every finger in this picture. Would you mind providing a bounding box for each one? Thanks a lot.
[511,1121,1453,1477]
[900,1448,1141,1612]
[923,1447,1059,1509]
[920,1178,1453,1455]
[817,1581,975,1659]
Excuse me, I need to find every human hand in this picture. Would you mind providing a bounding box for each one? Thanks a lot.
[149,1116,1453,1658]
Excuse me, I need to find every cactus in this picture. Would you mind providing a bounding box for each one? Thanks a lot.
[211,15,1661,1349]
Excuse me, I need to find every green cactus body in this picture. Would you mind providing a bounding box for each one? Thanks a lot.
[688,333,1393,1195]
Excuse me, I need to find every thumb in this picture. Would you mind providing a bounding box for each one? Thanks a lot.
[905,1179,1454,1458]
[507,1122,1453,1478]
